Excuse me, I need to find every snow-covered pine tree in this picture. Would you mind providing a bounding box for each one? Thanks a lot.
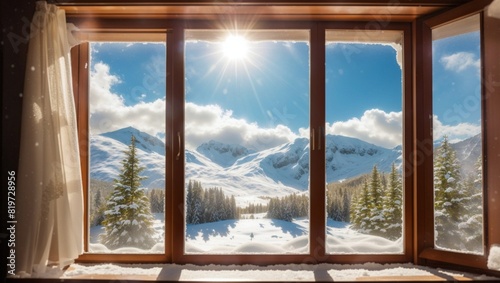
[382,163,403,240]
[327,188,341,222]
[186,180,194,224]
[149,189,165,213]
[90,189,106,226]
[266,193,307,221]
[267,198,276,219]
[101,135,156,250]
[186,181,239,224]
[157,189,165,213]
[350,181,371,233]
[215,188,225,221]
[458,156,483,253]
[186,180,204,224]
[281,196,293,222]
[94,188,103,210]
[149,189,158,213]
[327,186,350,222]
[342,191,350,223]
[230,195,239,219]
[366,165,385,236]
[433,136,466,250]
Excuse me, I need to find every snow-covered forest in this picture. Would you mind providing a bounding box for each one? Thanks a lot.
[433,136,483,254]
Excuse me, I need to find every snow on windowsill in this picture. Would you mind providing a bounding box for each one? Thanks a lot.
[20,262,500,281]
[488,245,500,271]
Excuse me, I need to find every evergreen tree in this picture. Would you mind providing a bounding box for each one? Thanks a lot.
[186,180,239,224]
[149,189,165,213]
[230,195,239,219]
[382,163,403,240]
[342,191,350,223]
[366,166,385,236]
[458,156,483,253]
[350,180,371,232]
[433,136,466,250]
[94,188,103,209]
[327,185,351,223]
[187,180,204,224]
[91,189,106,226]
[266,193,308,221]
[101,135,156,250]
[186,180,194,224]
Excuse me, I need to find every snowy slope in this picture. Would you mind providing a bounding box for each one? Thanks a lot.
[450,133,481,175]
[324,135,402,183]
[196,140,252,167]
[102,126,166,156]
[185,146,300,206]
[90,133,165,189]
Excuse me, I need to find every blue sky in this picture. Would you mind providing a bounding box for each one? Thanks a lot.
[185,40,310,132]
[326,43,402,122]
[432,31,482,142]
[88,30,481,150]
[90,42,166,105]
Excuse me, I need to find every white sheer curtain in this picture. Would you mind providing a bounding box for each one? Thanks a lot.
[16,1,83,276]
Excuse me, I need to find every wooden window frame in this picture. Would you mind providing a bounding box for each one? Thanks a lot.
[414,0,500,274]
[71,17,413,265]
[67,1,500,275]
[71,24,172,263]
[321,21,414,263]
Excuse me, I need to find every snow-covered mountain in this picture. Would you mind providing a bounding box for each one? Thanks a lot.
[101,126,165,156]
[450,133,481,175]
[196,140,253,167]
[324,135,402,183]
[90,127,404,204]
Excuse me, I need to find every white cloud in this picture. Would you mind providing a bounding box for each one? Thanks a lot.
[317,109,480,148]
[89,62,295,150]
[432,115,481,143]
[440,52,480,73]
[185,103,297,151]
[322,109,403,149]
[90,61,480,150]
[89,62,165,137]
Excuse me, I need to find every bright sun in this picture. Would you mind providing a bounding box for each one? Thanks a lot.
[223,35,249,61]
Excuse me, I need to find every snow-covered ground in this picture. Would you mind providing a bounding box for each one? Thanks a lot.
[185,217,309,254]
[89,214,402,254]
[89,213,165,253]
[326,219,403,254]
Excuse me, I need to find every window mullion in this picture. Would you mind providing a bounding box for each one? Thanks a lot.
[170,24,186,263]
[309,23,327,262]
[165,29,175,262]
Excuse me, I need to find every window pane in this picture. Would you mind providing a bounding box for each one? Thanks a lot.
[184,30,310,254]
[432,14,484,255]
[88,42,166,253]
[325,30,404,254]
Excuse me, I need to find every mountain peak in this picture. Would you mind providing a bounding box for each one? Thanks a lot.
[101,127,165,156]
[196,140,252,167]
